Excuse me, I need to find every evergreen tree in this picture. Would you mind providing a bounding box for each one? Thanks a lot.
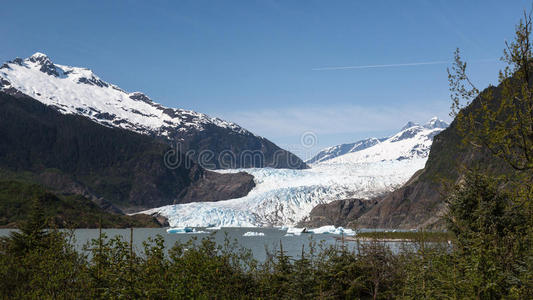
[4,193,51,254]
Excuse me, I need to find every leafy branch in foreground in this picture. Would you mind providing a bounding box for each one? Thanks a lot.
[448,11,533,172]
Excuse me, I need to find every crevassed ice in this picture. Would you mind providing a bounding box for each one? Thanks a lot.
[141,157,428,227]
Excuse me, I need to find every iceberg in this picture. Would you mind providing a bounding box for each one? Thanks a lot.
[309,226,356,236]
[206,226,222,230]
[243,231,265,237]
[167,227,193,233]
[167,227,208,234]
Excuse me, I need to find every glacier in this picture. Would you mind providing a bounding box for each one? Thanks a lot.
[140,118,447,228]
[141,158,427,227]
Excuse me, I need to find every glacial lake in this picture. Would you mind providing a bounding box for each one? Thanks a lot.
[0,227,406,262]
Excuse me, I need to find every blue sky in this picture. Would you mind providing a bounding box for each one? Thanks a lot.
[0,0,530,159]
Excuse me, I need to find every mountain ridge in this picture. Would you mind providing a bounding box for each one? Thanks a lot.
[308,117,448,165]
[0,52,307,169]
[0,91,255,214]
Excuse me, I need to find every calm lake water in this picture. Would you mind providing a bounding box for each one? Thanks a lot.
[0,227,405,261]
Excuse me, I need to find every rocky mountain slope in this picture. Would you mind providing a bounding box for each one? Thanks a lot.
[0,91,254,214]
[0,53,306,169]
[303,85,513,229]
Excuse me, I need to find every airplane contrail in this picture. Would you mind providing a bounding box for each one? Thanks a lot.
[311,59,496,71]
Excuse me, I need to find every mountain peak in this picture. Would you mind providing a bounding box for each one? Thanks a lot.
[25,52,59,76]
[30,52,49,58]
[423,117,448,129]
[401,121,419,131]
[28,52,51,63]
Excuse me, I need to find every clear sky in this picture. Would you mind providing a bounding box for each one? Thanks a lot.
[1,0,531,159]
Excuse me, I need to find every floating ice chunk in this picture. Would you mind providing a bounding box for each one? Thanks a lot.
[340,228,356,236]
[166,227,193,234]
[206,226,222,230]
[308,225,336,234]
[243,231,265,237]
[309,226,356,236]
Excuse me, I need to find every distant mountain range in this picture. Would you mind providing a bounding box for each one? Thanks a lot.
[306,137,387,164]
[0,53,307,169]
[308,117,448,164]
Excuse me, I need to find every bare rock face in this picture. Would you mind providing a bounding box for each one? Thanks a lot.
[177,171,256,204]
[355,178,445,229]
[298,198,378,228]
[353,84,512,229]
[150,213,170,227]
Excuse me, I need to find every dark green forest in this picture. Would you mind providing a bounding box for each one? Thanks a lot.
[0,174,531,299]
[0,180,160,228]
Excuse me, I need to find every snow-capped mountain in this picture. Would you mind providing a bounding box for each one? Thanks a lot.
[306,137,387,164]
[0,53,242,136]
[140,118,448,227]
[308,117,448,164]
[0,53,307,169]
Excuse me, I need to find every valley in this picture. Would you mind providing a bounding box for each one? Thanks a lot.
[140,118,448,228]
[0,52,450,229]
